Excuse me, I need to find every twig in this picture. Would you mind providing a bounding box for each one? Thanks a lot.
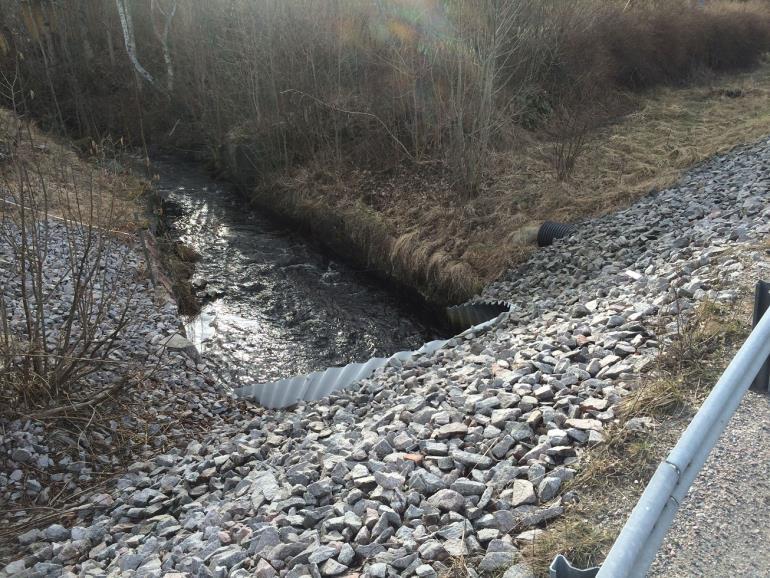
[281,89,415,162]
[0,197,135,239]
[27,378,127,419]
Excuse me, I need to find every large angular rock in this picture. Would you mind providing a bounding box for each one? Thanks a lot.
[479,551,517,572]
[409,470,447,495]
[44,524,70,542]
[427,489,466,512]
[160,333,200,362]
[564,418,603,431]
[320,559,348,576]
[255,559,277,578]
[451,449,494,469]
[435,423,468,439]
[505,480,536,507]
[537,477,562,502]
[374,470,405,490]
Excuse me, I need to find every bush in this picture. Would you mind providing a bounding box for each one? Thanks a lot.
[0,120,138,409]
[0,0,768,198]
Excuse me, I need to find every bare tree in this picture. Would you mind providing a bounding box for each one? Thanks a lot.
[446,0,526,199]
[151,0,177,93]
[115,0,157,90]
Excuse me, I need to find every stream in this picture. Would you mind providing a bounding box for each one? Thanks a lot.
[152,158,436,388]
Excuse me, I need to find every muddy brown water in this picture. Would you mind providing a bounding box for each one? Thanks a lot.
[153,158,437,388]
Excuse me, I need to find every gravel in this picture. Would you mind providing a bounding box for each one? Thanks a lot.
[2,136,770,577]
[0,218,247,515]
[650,391,770,577]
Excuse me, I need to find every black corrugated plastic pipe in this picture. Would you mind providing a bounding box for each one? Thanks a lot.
[537,221,576,247]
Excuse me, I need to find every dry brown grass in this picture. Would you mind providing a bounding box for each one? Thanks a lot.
[265,59,770,303]
[475,58,770,275]
[0,109,146,232]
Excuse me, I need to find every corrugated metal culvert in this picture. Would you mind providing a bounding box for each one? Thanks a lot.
[446,299,511,331]
[235,300,512,408]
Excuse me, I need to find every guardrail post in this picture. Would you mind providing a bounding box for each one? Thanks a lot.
[549,555,599,578]
[751,280,770,393]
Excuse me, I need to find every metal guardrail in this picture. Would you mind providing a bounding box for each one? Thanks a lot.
[551,281,770,578]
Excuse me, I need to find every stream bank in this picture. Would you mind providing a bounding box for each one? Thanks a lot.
[217,62,770,309]
[3,111,770,578]
[151,157,442,389]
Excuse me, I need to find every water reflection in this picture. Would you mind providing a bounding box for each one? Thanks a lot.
[154,158,433,388]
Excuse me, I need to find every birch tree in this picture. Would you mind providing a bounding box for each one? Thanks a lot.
[151,0,177,93]
[115,0,157,89]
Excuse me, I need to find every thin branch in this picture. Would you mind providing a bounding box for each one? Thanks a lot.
[30,378,127,419]
[151,0,177,93]
[281,89,415,162]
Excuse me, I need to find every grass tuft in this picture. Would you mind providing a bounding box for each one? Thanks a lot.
[527,517,612,576]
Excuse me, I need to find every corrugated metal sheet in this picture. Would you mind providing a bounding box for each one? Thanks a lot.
[235,300,513,408]
[446,299,511,331]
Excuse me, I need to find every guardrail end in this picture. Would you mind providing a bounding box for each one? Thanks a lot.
[750,280,770,394]
[549,555,600,578]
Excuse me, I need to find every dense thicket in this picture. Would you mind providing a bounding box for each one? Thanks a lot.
[1,0,769,197]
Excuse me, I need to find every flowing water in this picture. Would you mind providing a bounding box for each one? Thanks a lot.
[153,158,435,388]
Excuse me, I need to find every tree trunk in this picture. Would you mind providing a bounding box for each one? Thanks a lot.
[115,0,158,90]
[151,0,177,93]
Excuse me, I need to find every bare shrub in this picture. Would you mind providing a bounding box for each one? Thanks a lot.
[0,123,139,410]
[548,105,591,182]
[0,0,768,203]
